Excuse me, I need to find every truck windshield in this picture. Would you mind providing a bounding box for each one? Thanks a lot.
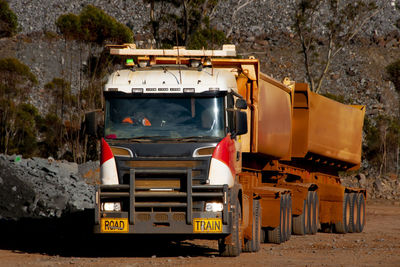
[104,96,225,140]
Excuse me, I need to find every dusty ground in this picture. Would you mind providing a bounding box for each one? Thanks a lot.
[0,200,399,267]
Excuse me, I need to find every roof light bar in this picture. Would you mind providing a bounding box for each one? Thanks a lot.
[132,88,143,93]
[183,88,195,93]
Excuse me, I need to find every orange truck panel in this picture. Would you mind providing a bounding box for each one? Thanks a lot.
[291,83,365,167]
[255,74,292,159]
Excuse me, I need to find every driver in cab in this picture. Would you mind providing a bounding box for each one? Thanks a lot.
[122,112,151,126]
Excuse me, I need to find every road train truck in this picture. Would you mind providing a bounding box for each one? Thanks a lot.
[89,44,366,257]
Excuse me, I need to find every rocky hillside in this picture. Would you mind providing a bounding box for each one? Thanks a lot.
[0,0,399,204]
[3,0,399,114]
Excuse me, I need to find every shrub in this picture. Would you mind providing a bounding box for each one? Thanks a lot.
[386,60,400,92]
[9,104,40,157]
[56,5,133,45]
[187,27,227,50]
[56,13,81,40]
[0,0,18,38]
[38,113,63,158]
[0,58,37,154]
[364,115,400,174]
[322,92,348,104]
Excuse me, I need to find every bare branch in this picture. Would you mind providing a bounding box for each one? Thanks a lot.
[332,7,380,58]
[226,0,255,38]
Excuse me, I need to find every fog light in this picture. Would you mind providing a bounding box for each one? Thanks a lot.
[205,202,223,212]
[102,202,121,212]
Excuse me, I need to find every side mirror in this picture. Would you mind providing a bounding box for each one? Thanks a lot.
[232,110,247,138]
[85,111,98,136]
[235,98,248,110]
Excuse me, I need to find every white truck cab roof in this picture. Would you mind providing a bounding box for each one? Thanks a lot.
[104,67,238,94]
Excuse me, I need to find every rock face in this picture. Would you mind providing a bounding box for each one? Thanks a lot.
[341,172,400,200]
[0,154,95,220]
[7,0,400,38]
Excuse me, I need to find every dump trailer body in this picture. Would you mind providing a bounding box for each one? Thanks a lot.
[245,73,365,169]
[256,74,292,159]
[291,83,365,169]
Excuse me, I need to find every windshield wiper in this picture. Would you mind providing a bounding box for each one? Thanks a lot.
[128,136,177,142]
[174,136,219,142]
[125,136,154,142]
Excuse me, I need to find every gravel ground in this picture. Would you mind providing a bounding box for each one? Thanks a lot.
[0,200,399,266]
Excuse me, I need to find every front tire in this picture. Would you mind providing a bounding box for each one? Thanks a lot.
[243,199,261,252]
[219,198,242,257]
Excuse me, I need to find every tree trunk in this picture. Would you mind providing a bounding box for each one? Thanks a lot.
[182,0,189,46]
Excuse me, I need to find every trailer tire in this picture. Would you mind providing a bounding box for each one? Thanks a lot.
[310,191,319,234]
[286,194,292,241]
[243,200,261,252]
[334,193,350,234]
[267,195,286,244]
[292,198,308,235]
[356,193,366,233]
[219,198,241,257]
[348,193,358,233]
[261,227,266,243]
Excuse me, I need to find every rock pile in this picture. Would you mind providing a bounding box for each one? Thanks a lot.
[341,172,400,200]
[0,154,95,220]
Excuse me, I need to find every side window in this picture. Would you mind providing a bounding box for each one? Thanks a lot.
[227,94,235,133]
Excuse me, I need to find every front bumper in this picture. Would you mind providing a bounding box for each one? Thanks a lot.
[94,211,232,234]
[94,167,232,235]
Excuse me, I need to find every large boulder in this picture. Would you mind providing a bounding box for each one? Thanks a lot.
[0,154,95,220]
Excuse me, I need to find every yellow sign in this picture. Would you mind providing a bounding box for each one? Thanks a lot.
[101,218,129,233]
[193,218,222,233]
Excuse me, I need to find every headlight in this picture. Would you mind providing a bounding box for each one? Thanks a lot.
[205,202,223,212]
[101,202,121,212]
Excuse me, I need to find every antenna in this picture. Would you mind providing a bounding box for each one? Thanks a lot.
[175,21,182,84]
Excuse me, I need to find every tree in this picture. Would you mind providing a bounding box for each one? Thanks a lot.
[387,3,400,93]
[292,0,379,93]
[78,5,133,45]
[386,60,400,92]
[143,0,226,49]
[11,104,40,157]
[56,5,133,111]
[0,58,37,154]
[0,0,18,38]
[55,5,133,162]
[44,78,72,119]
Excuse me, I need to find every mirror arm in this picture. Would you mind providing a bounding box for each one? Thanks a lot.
[231,91,244,99]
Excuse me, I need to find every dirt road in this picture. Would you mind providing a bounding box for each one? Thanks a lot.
[0,200,399,267]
